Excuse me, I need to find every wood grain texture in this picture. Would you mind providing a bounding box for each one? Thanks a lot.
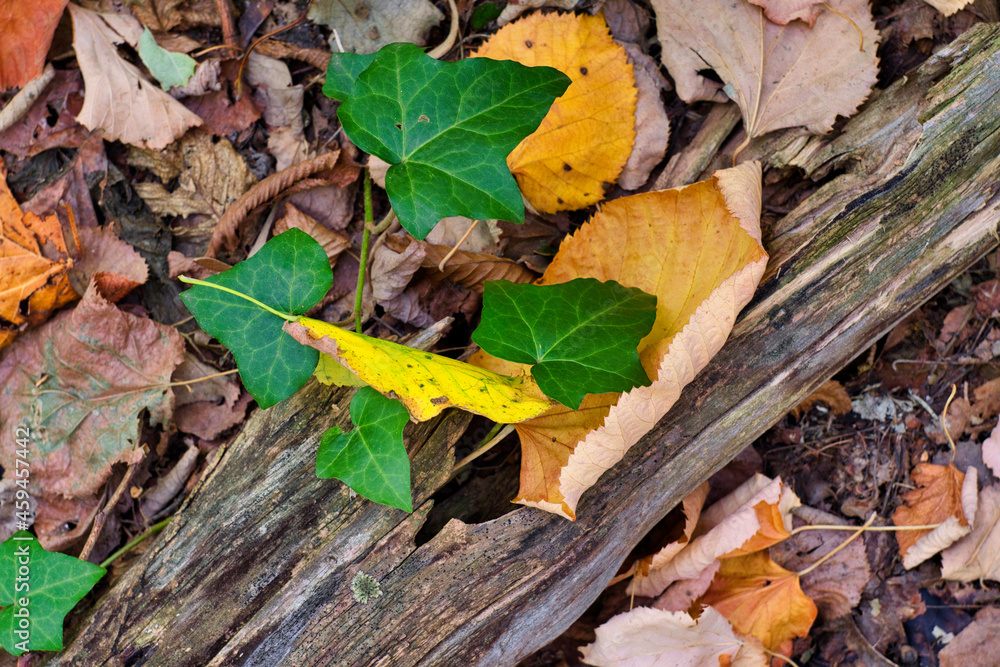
[50,24,1000,666]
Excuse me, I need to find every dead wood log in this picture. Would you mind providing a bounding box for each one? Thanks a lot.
[50,23,1000,666]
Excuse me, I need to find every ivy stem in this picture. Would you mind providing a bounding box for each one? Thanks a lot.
[178,276,297,322]
[449,422,514,479]
[355,167,373,332]
[99,517,172,569]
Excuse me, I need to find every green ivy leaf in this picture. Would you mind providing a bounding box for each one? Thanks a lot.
[0,532,105,655]
[330,43,570,239]
[472,278,657,410]
[323,52,376,102]
[317,386,412,511]
[180,229,333,408]
[137,27,197,90]
[471,1,505,29]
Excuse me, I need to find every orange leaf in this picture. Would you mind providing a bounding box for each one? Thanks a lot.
[0,158,78,348]
[0,0,69,91]
[700,551,818,657]
[893,463,977,568]
[474,12,636,213]
[471,162,768,519]
[789,380,852,419]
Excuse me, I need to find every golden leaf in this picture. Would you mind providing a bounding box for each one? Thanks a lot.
[474,12,636,213]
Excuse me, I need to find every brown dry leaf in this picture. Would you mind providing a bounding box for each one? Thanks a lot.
[0,0,69,91]
[699,550,818,658]
[770,513,871,619]
[747,0,825,26]
[370,237,427,303]
[497,0,579,26]
[471,162,767,519]
[973,377,1000,426]
[652,560,720,613]
[893,463,977,568]
[273,203,350,263]
[474,12,637,213]
[132,129,256,219]
[632,475,799,597]
[0,160,78,348]
[246,53,311,171]
[617,43,670,191]
[171,354,247,440]
[936,303,974,351]
[0,282,184,497]
[0,70,90,157]
[580,606,768,667]
[789,380,852,419]
[69,3,202,149]
[939,606,1000,667]
[652,0,878,144]
[942,483,1000,582]
[383,234,537,292]
[32,493,101,551]
[425,216,501,253]
[70,226,149,303]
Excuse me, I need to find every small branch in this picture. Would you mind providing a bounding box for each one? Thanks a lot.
[941,384,958,465]
[426,0,460,59]
[79,456,145,563]
[438,219,479,271]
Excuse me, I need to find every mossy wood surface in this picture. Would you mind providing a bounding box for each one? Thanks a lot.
[50,24,1000,667]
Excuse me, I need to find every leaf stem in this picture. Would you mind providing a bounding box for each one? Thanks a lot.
[178,276,297,322]
[450,422,514,479]
[355,168,373,332]
[99,517,172,569]
[796,513,876,577]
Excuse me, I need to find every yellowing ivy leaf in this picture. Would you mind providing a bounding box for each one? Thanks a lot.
[651,0,878,145]
[284,318,552,423]
[471,162,768,519]
[474,12,636,213]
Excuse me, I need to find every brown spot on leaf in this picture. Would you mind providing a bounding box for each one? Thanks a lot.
[579,67,588,75]
[525,40,533,48]
[367,26,380,40]
[431,396,448,405]
[354,2,370,19]
[563,164,572,171]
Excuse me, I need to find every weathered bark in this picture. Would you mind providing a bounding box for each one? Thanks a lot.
[52,24,1000,666]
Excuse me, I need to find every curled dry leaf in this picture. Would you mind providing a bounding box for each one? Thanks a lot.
[68,4,202,149]
[383,234,536,292]
[652,0,879,143]
[0,282,184,498]
[699,550,818,658]
[474,12,637,213]
[471,162,768,519]
[942,483,1000,582]
[617,43,670,191]
[370,238,427,303]
[274,203,350,263]
[631,475,799,597]
[69,225,149,302]
[0,0,69,91]
[207,150,358,259]
[246,53,311,171]
[893,463,977,569]
[0,159,78,349]
[922,0,975,16]
[580,606,767,667]
[789,380,852,419]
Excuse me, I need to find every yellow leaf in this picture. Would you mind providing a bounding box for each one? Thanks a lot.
[314,353,366,387]
[284,318,552,423]
[471,162,768,519]
[699,551,818,657]
[474,12,636,213]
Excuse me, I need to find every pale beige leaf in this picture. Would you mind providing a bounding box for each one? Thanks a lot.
[922,0,974,16]
[246,53,311,170]
[651,0,879,140]
[942,483,1000,582]
[581,606,767,667]
[747,0,825,25]
[68,4,202,149]
[309,0,443,54]
[939,607,1000,667]
[497,0,579,26]
[632,475,796,597]
[274,203,350,262]
[983,415,1000,478]
[652,560,719,612]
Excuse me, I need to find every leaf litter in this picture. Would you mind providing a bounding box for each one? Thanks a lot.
[0,0,994,662]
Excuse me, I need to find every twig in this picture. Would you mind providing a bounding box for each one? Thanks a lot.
[438,219,479,271]
[941,384,958,465]
[450,423,514,479]
[214,0,240,55]
[427,0,460,59]
[79,456,146,563]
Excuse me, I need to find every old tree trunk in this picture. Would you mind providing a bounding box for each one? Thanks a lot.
[49,24,1000,666]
